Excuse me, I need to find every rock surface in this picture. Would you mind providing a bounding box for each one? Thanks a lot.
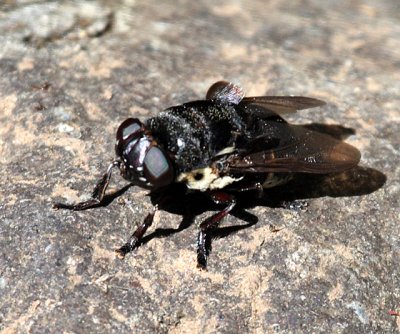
[0,1,399,333]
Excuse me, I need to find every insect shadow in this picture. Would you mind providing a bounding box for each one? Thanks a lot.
[122,123,386,248]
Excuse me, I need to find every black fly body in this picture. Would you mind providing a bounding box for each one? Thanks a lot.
[54,81,361,269]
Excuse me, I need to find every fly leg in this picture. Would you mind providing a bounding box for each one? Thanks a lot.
[53,160,120,210]
[115,205,158,258]
[231,181,263,198]
[197,192,236,270]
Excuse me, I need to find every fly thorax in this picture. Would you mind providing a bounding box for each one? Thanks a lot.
[146,112,211,172]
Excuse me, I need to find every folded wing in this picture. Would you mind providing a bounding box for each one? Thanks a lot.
[228,124,361,174]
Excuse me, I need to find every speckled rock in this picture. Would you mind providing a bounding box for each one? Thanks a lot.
[0,1,399,333]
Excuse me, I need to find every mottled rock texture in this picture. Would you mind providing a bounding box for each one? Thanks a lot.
[0,1,398,333]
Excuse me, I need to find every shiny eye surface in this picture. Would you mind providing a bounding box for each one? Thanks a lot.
[143,147,174,188]
[116,118,143,142]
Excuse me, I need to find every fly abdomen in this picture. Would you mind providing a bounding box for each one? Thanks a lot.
[262,172,294,188]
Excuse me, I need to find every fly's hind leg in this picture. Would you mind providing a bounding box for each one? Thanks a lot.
[53,160,120,211]
[197,192,236,270]
[196,181,266,269]
[232,181,263,198]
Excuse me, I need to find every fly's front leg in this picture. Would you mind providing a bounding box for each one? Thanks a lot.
[53,160,120,211]
[115,205,158,258]
[197,192,236,270]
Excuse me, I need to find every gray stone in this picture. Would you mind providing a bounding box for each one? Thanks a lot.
[1,1,399,333]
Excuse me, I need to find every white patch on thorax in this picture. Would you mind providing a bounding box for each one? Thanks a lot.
[210,175,243,190]
[176,167,243,192]
[177,138,185,148]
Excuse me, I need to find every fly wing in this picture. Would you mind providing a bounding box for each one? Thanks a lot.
[206,81,325,115]
[227,124,361,174]
[240,96,326,115]
[206,81,245,105]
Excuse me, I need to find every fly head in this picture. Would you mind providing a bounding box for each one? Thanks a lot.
[115,118,174,189]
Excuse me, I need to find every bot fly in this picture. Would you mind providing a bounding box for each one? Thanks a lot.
[54,81,361,269]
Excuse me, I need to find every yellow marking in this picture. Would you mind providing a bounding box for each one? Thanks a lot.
[177,167,242,191]
[177,167,217,191]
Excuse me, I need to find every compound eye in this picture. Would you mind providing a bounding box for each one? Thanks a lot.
[116,118,143,142]
[143,147,174,188]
